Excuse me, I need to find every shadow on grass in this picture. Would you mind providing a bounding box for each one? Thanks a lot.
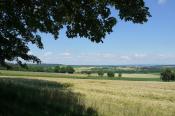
[0,78,98,116]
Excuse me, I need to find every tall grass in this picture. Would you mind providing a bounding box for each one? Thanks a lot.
[39,78,175,116]
[0,78,98,116]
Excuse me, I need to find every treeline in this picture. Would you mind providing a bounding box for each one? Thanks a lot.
[54,66,75,74]
[0,65,75,74]
[81,70,122,78]
[90,67,163,74]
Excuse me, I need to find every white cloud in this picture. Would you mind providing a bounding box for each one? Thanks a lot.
[43,51,53,57]
[158,0,168,4]
[31,50,175,65]
[120,56,131,61]
[134,53,147,58]
[28,51,33,55]
[60,52,71,56]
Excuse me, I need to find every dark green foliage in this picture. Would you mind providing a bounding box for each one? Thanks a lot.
[171,73,175,80]
[107,71,115,77]
[0,64,75,74]
[66,66,75,74]
[0,0,150,66]
[59,67,67,73]
[0,78,98,116]
[118,72,122,78]
[97,71,104,77]
[54,66,60,73]
[58,66,75,74]
[86,72,92,77]
[160,69,175,81]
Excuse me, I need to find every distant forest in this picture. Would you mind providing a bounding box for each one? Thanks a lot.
[1,64,175,74]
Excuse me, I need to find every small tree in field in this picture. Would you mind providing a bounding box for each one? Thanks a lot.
[66,66,75,74]
[86,71,92,77]
[54,66,60,73]
[59,67,67,73]
[160,69,175,81]
[107,71,114,77]
[118,72,122,78]
[171,73,175,80]
[97,71,104,77]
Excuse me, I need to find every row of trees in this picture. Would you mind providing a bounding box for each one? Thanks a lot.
[160,69,175,81]
[1,65,75,74]
[91,67,163,74]
[81,70,122,78]
[54,66,75,74]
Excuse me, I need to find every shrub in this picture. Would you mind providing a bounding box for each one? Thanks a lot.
[66,66,75,74]
[60,67,67,73]
[86,71,92,76]
[54,66,60,73]
[97,71,104,77]
[118,72,122,78]
[107,71,114,77]
[81,71,92,76]
[171,72,175,81]
[160,68,175,81]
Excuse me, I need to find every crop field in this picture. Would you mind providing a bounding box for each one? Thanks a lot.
[0,70,175,116]
[44,78,175,116]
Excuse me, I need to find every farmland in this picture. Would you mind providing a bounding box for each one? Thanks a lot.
[0,70,175,116]
[1,0,175,116]
[0,70,160,81]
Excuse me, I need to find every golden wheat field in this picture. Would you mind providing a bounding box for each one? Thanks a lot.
[3,76,174,116]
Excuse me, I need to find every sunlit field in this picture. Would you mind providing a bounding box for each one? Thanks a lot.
[47,78,175,116]
[0,70,160,81]
[0,71,175,116]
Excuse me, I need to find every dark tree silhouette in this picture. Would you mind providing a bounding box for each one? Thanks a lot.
[107,71,115,77]
[160,69,175,81]
[0,0,151,66]
[97,70,104,77]
[66,66,75,74]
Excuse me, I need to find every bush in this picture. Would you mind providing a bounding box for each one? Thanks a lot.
[86,71,92,76]
[54,66,60,73]
[171,73,175,80]
[59,67,67,73]
[118,72,122,78]
[97,71,104,77]
[160,68,175,81]
[66,66,75,74]
[107,71,114,77]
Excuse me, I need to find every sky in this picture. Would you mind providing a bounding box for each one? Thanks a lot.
[30,0,175,65]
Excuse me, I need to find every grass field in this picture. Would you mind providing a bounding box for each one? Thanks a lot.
[0,70,160,81]
[0,70,175,116]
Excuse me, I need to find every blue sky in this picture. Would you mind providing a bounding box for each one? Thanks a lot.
[30,0,175,65]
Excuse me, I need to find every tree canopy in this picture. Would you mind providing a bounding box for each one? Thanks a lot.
[0,0,151,66]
